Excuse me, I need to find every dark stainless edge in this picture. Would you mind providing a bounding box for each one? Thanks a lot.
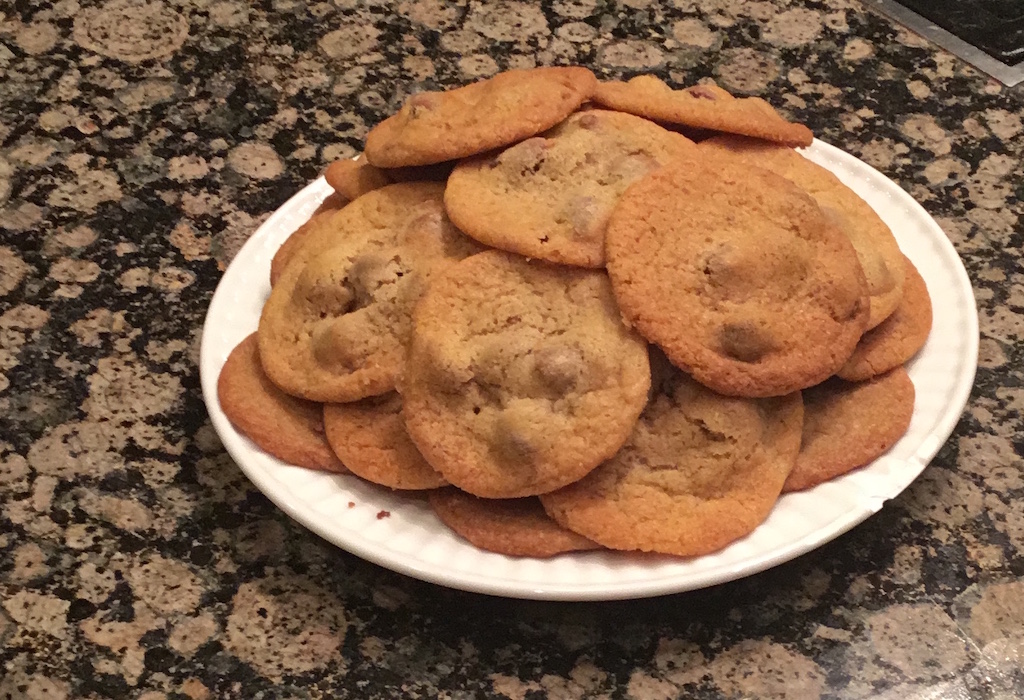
[865,0,1024,86]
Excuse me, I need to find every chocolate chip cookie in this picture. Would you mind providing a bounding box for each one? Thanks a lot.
[838,256,932,381]
[593,76,813,148]
[445,109,697,268]
[540,356,803,556]
[784,367,915,492]
[270,198,347,287]
[323,392,446,490]
[401,249,651,498]
[364,67,598,167]
[429,488,601,557]
[605,155,869,397]
[259,182,481,402]
[698,134,906,328]
[324,154,392,202]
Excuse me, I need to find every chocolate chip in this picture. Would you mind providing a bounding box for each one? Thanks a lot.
[843,296,864,321]
[576,112,601,129]
[347,251,396,307]
[491,412,536,463]
[611,152,660,182]
[719,321,776,363]
[422,343,474,392]
[700,243,736,284]
[311,316,366,370]
[567,195,600,240]
[399,209,449,254]
[534,345,585,393]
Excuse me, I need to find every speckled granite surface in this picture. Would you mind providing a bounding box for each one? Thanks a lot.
[1,1,1022,698]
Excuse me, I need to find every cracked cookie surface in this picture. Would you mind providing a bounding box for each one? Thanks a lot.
[444,109,696,268]
[258,182,481,402]
[401,250,650,498]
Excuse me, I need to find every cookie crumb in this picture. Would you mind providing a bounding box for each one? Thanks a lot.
[376,510,391,519]
[348,501,356,508]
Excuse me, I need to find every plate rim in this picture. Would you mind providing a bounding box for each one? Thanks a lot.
[199,138,979,601]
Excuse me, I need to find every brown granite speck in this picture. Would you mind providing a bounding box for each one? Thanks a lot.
[168,612,219,657]
[866,604,974,681]
[0,668,71,700]
[225,574,349,680]
[73,0,189,63]
[709,639,827,700]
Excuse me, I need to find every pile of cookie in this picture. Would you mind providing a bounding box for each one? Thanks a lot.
[216,67,933,559]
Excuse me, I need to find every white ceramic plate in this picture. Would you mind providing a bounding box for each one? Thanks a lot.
[199,140,978,601]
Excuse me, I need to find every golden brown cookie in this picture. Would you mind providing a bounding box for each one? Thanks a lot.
[593,76,813,148]
[323,155,454,203]
[428,488,601,557]
[540,358,803,557]
[838,257,933,381]
[401,250,651,499]
[324,154,392,201]
[784,367,915,492]
[217,334,345,473]
[270,195,348,287]
[323,392,446,490]
[364,67,598,168]
[697,134,906,328]
[605,156,869,398]
[258,182,481,402]
[444,109,696,268]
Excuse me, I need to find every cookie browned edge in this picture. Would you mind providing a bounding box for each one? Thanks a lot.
[784,367,915,492]
[217,334,346,473]
[838,256,933,381]
[428,488,601,558]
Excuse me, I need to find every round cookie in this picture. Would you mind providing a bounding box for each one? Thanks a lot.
[838,256,932,381]
[259,182,482,402]
[323,392,446,490]
[592,76,813,148]
[364,67,598,168]
[605,155,870,397]
[783,367,915,492]
[401,249,651,499]
[217,334,345,473]
[540,358,804,557]
[444,109,697,268]
[428,488,601,557]
[697,134,906,329]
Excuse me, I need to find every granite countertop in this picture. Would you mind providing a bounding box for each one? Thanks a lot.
[2,0,1023,698]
